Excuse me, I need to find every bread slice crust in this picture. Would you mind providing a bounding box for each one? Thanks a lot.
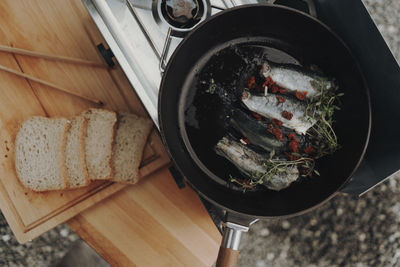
[65,116,90,189]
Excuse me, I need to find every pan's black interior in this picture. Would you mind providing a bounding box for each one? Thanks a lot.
[182,41,317,191]
[159,5,371,217]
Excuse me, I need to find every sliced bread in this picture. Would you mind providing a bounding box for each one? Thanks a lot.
[65,116,90,188]
[15,117,70,192]
[82,108,117,180]
[112,113,153,184]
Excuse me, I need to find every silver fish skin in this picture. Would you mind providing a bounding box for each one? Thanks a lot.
[215,136,299,191]
[230,109,283,152]
[260,62,333,98]
[262,166,299,191]
[241,91,316,135]
[215,136,267,177]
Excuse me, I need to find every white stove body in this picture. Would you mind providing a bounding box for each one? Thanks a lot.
[82,0,263,127]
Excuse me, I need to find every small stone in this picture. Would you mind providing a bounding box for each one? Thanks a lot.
[60,228,69,237]
[378,214,386,220]
[290,228,299,235]
[360,243,368,251]
[68,234,79,242]
[359,233,366,242]
[314,230,321,237]
[16,246,26,257]
[310,218,317,226]
[388,25,397,33]
[42,246,52,253]
[56,251,65,258]
[336,208,344,216]
[330,233,338,244]
[2,234,10,242]
[279,251,288,259]
[389,178,397,190]
[255,260,266,267]
[389,232,400,242]
[260,228,270,236]
[266,252,275,261]
[282,220,290,230]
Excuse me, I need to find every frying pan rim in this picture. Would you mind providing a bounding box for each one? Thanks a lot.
[158,4,372,219]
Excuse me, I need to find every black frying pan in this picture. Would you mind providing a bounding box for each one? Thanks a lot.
[159,4,371,266]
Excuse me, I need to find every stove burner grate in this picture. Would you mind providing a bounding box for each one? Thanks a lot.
[163,0,201,28]
[152,0,211,38]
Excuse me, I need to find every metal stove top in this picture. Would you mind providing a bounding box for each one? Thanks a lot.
[83,0,400,198]
[83,0,262,128]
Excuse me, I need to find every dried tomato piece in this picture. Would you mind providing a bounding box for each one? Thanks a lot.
[247,76,256,89]
[304,146,317,155]
[281,110,293,120]
[267,126,283,142]
[289,142,298,153]
[287,133,299,153]
[279,88,287,95]
[276,95,286,103]
[251,112,262,121]
[272,119,283,127]
[295,90,308,101]
[272,127,283,142]
[287,133,296,141]
[263,76,274,87]
[243,138,250,144]
[271,85,279,93]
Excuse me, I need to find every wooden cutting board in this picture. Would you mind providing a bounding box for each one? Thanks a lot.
[0,0,171,243]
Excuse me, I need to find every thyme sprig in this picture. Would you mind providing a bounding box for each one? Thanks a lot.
[306,80,343,158]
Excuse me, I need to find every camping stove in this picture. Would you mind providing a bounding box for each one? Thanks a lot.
[83,0,400,204]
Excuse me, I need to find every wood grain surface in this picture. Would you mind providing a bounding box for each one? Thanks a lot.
[0,0,170,243]
[69,168,221,267]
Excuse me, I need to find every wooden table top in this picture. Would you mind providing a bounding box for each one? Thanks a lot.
[68,167,221,267]
[0,0,221,265]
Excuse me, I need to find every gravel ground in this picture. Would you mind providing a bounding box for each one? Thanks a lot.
[1,0,400,266]
[238,172,400,267]
[238,2,400,266]
[0,213,79,266]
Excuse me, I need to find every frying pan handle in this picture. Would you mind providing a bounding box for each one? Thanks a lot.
[216,247,239,267]
[216,222,249,267]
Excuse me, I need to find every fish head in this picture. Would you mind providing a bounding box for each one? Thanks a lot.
[260,62,271,77]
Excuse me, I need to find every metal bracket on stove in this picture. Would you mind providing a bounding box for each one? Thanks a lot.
[169,165,186,189]
[159,28,172,73]
[97,43,115,67]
